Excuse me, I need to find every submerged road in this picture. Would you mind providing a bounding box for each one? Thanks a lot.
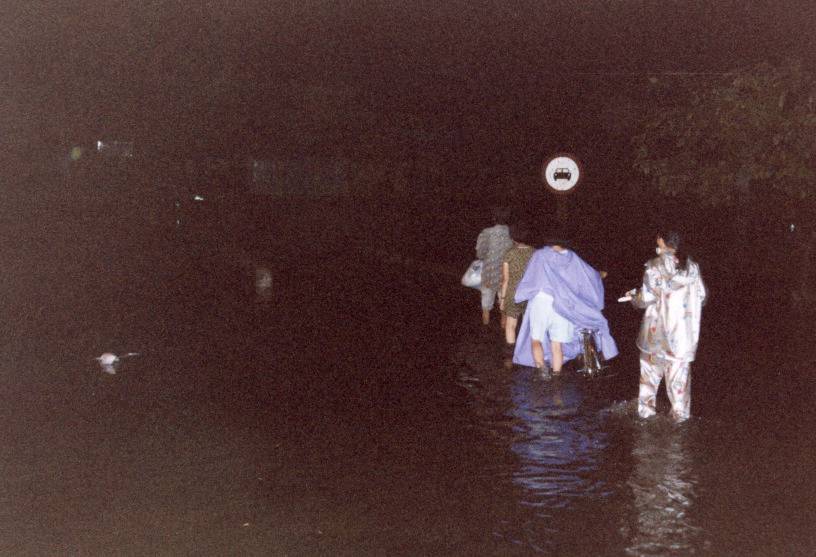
[1,199,814,555]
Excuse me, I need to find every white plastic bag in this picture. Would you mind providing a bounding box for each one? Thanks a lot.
[461,259,483,289]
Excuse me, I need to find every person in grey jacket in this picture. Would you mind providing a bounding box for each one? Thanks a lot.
[476,207,514,327]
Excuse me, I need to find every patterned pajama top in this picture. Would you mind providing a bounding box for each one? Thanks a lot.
[502,245,534,318]
[633,254,707,362]
[475,224,514,290]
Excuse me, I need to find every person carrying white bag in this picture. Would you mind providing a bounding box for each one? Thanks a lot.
[461,259,483,288]
[473,207,514,327]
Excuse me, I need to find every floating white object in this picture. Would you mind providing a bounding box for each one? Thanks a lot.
[95,352,140,374]
[96,352,118,366]
[255,266,273,300]
[255,266,272,290]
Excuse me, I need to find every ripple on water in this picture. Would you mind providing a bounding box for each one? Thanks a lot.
[452,349,710,554]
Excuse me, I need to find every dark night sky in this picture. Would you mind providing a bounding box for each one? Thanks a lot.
[6,1,816,178]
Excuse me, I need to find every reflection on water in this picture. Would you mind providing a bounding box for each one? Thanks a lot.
[509,370,608,511]
[626,421,703,555]
[453,337,710,554]
[454,346,622,551]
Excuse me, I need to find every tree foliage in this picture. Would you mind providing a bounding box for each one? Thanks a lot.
[633,60,816,206]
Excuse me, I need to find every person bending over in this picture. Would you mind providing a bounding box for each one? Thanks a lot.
[513,238,618,375]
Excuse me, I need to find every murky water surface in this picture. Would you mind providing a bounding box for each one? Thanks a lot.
[3,209,815,555]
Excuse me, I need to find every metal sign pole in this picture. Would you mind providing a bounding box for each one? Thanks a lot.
[542,153,582,225]
[556,195,569,227]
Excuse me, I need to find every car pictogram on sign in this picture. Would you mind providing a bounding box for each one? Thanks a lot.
[553,168,572,181]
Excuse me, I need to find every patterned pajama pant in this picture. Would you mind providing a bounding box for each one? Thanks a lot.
[638,352,691,422]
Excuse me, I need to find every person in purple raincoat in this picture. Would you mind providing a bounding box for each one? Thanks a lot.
[512,241,618,375]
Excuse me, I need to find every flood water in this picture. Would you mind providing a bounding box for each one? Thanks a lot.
[3,196,815,555]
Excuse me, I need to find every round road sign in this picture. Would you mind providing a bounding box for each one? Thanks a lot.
[543,154,581,193]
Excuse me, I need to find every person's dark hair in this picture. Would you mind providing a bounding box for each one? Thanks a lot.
[491,206,510,225]
[542,227,571,250]
[659,230,688,271]
[509,222,529,243]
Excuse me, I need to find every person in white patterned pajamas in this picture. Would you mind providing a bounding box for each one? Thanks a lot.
[630,231,706,422]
